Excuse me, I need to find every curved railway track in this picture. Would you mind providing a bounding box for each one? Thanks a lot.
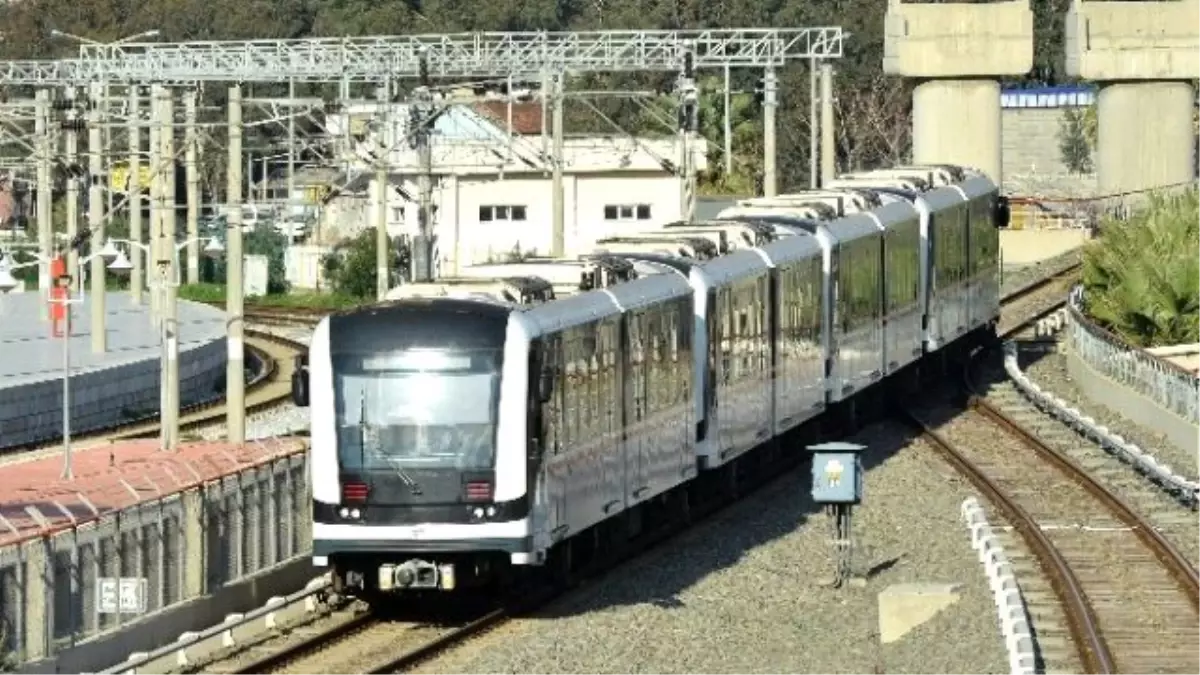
[902,330,1199,674]
[185,264,1090,674]
[906,396,1199,673]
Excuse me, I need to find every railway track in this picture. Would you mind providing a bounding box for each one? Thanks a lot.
[204,604,509,675]
[906,395,1199,673]
[997,262,1079,338]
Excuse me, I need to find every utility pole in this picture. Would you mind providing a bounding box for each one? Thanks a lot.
[35,89,51,318]
[809,64,819,189]
[412,49,435,282]
[88,82,106,354]
[185,89,200,284]
[723,64,733,177]
[678,50,698,224]
[375,82,389,301]
[159,88,179,450]
[287,78,297,228]
[550,73,565,257]
[763,67,778,197]
[820,63,836,187]
[226,85,246,444]
[129,87,143,304]
[148,86,162,320]
[65,86,79,292]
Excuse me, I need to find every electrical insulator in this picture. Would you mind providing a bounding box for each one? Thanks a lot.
[59,119,87,132]
[682,51,695,79]
[754,78,765,106]
[51,98,74,112]
[418,54,430,87]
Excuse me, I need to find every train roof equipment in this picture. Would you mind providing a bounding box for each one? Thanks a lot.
[824,175,929,192]
[592,234,718,261]
[584,250,697,277]
[659,219,779,249]
[456,255,638,295]
[600,228,729,254]
[738,189,883,216]
[622,226,731,255]
[382,276,556,306]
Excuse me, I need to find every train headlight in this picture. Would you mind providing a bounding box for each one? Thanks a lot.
[472,507,484,519]
[486,506,496,517]
[350,508,361,519]
[339,507,350,518]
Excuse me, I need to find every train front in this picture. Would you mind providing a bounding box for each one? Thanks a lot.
[304,299,533,597]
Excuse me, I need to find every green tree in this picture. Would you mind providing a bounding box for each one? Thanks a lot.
[1081,188,1200,347]
[1058,105,1097,174]
[205,224,290,294]
[321,228,399,299]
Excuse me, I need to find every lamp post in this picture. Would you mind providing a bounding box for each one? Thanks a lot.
[0,250,121,480]
[107,236,224,450]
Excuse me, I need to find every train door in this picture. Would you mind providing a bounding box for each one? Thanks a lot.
[623,311,649,503]
[538,334,567,544]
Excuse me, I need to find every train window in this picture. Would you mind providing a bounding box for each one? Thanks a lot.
[540,339,561,456]
[564,356,578,448]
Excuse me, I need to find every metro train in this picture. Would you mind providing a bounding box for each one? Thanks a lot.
[290,163,1011,599]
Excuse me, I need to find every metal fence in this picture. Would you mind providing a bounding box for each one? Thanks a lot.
[1067,286,1200,425]
[0,442,310,666]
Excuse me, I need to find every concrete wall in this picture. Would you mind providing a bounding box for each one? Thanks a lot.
[1066,346,1200,457]
[0,337,226,449]
[999,229,1092,266]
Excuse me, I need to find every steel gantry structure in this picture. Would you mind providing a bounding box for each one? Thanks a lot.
[0,29,842,84]
[74,30,843,81]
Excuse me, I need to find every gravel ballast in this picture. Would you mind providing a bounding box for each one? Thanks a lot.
[415,421,1008,675]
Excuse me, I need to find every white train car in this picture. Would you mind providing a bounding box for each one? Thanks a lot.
[757,232,828,435]
[695,249,773,469]
[522,273,696,549]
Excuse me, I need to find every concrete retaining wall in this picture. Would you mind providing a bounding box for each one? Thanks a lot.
[0,338,226,449]
[1065,287,1200,457]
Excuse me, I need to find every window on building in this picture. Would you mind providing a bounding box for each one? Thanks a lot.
[603,204,653,221]
[391,206,405,222]
[479,205,528,222]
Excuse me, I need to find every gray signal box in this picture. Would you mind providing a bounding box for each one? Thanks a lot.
[808,441,865,505]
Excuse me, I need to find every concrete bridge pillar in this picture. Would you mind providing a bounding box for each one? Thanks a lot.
[884,0,1034,185]
[1066,0,1200,196]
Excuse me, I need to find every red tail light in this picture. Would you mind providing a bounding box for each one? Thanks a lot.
[342,482,369,503]
[464,481,492,502]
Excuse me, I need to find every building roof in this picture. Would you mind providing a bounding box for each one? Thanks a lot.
[470,100,544,135]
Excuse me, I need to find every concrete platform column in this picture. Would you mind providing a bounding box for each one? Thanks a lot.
[1066,0,1200,196]
[1096,83,1195,195]
[182,487,206,599]
[883,0,1033,185]
[20,539,50,661]
[912,80,1002,182]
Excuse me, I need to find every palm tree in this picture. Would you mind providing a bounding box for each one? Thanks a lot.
[1081,188,1200,347]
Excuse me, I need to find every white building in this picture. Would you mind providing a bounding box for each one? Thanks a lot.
[320,96,707,273]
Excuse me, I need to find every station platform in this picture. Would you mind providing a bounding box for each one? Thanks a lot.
[0,291,227,450]
[0,436,306,547]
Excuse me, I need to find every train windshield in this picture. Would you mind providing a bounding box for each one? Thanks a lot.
[332,348,502,471]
